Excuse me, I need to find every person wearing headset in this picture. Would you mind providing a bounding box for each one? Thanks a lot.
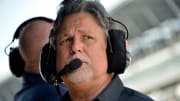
[40,0,154,101]
[7,17,66,101]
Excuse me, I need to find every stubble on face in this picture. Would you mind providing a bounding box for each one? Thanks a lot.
[64,54,93,84]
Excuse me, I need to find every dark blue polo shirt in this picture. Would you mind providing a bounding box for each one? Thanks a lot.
[14,72,67,101]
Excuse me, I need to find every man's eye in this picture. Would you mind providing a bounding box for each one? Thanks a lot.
[60,38,72,45]
[65,38,72,43]
[84,35,93,40]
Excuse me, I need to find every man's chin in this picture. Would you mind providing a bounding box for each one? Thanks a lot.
[66,66,93,84]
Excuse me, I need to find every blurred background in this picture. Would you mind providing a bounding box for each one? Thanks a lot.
[0,0,180,101]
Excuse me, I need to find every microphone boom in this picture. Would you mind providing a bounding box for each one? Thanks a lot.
[58,58,82,77]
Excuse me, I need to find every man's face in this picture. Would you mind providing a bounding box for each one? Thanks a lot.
[56,12,108,83]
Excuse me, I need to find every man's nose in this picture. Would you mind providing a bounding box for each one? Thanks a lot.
[71,38,83,54]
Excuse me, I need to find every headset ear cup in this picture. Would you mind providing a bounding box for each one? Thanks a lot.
[40,43,62,84]
[107,30,126,74]
[9,47,24,77]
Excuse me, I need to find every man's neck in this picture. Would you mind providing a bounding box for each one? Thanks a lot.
[66,74,113,101]
[24,64,40,74]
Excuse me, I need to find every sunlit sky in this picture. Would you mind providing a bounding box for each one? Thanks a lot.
[0,0,124,83]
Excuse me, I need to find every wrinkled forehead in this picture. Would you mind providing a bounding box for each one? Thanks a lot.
[56,12,107,35]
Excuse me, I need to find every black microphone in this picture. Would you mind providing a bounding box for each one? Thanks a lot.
[57,58,82,77]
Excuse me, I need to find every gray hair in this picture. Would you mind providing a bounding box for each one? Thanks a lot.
[50,0,111,48]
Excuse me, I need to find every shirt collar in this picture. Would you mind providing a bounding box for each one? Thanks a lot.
[22,72,46,86]
[94,75,124,101]
[62,75,124,101]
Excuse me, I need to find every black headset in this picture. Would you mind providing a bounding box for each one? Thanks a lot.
[4,16,53,77]
[40,0,131,84]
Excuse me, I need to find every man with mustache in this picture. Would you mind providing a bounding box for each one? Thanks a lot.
[43,0,154,101]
